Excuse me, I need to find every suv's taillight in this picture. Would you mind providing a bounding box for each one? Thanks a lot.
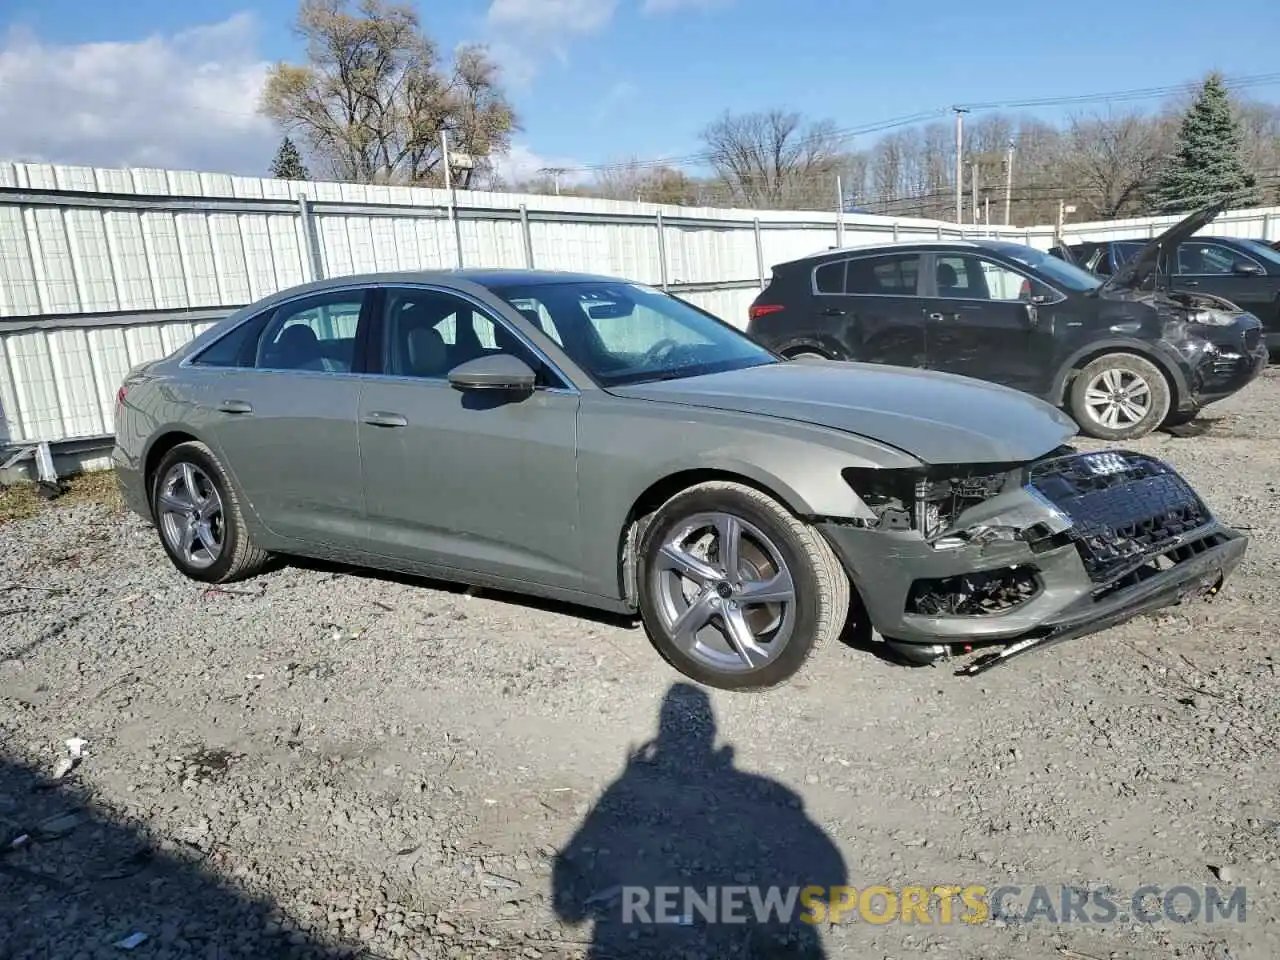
[749,304,785,321]
[116,385,128,409]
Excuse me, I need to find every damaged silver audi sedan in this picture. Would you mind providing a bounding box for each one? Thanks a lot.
[112,269,1246,689]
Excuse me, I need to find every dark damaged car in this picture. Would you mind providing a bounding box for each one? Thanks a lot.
[112,269,1247,689]
[747,199,1268,441]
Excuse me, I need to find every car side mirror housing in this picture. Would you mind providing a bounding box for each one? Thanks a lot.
[447,354,537,394]
[1233,261,1264,276]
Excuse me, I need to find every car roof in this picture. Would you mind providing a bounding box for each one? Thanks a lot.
[302,268,630,290]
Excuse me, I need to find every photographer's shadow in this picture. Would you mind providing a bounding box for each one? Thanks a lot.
[552,682,846,958]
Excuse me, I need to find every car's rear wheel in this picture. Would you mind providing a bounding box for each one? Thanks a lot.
[150,441,270,583]
[636,480,849,691]
[1069,353,1172,441]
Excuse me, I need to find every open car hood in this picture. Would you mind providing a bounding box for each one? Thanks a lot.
[1098,198,1228,294]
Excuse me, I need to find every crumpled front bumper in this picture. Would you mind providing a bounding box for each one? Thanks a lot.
[818,449,1247,670]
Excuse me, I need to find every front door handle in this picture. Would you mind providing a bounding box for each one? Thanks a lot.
[821,307,847,317]
[363,411,408,428]
[1182,280,1199,287]
[926,312,961,322]
[217,399,253,414]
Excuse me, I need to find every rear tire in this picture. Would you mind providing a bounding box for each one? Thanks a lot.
[636,481,849,691]
[150,441,270,584]
[1069,353,1172,441]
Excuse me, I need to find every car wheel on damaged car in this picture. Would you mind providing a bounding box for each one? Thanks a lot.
[113,267,1248,690]
[747,198,1268,441]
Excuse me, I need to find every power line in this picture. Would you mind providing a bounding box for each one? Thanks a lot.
[556,71,1280,177]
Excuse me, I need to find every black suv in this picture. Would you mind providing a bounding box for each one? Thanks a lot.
[1049,233,1280,349]
[746,199,1268,441]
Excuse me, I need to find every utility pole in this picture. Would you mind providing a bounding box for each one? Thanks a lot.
[1003,139,1015,225]
[970,162,979,224]
[835,174,845,248]
[539,167,567,196]
[952,107,969,225]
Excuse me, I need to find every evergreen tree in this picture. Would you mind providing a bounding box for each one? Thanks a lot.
[270,137,310,180]
[1146,73,1260,213]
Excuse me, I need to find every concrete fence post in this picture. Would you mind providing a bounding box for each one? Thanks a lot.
[655,210,669,290]
[297,194,325,281]
[754,218,765,289]
[519,204,534,268]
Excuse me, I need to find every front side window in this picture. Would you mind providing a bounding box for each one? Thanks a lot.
[1177,242,1260,275]
[255,292,364,372]
[378,287,556,385]
[932,255,1053,302]
[489,281,777,387]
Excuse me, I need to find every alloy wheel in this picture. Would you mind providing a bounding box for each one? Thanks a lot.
[1083,368,1152,430]
[649,511,797,673]
[156,462,225,569]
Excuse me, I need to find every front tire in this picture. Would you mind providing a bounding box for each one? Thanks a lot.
[636,481,850,691]
[150,441,270,583]
[1069,353,1172,441]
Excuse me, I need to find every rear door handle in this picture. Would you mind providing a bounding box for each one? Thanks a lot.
[926,312,961,322]
[363,411,408,428]
[1182,280,1199,287]
[821,307,847,317]
[217,399,253,414]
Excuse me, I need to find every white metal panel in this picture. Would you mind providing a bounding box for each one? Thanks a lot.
[141,212,190,309]
[208,213,252,304]
[103,211,157,311]
[0,206,40,315]
[65,209,119,312]
[4,331,61,440]
[174,213,221,306]
[45,328,103,437]
[27,208,80,313]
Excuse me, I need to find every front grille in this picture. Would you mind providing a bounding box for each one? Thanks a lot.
[1025,451,1211,583]
[1211,352,1245,378]
[1244,327,1261,352]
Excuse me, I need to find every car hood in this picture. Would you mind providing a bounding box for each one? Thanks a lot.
[608,360,1079,465]
[1098,197,1228,294]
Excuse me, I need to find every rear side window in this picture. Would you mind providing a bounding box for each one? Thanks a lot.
[814,260,846,293]
[846,253,921,295]
[188,312,271,367]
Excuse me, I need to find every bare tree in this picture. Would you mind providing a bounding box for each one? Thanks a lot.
[699,109,845,209]
[1059,111,1174,218]
[259,0,519,186]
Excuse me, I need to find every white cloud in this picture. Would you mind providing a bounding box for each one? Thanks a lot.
[0,14,276,176]
[490,143,589,187]
[484,0,619,85]
[641,0,733,12]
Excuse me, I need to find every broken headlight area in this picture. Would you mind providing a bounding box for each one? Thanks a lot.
[1024,449,1213,585]
[841,450,1075,547]
[906,567,1041,617]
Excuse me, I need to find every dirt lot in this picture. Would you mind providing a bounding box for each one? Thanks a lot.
[3,371,1279,960]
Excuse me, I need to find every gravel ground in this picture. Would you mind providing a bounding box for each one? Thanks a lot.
[3,370,1280,960]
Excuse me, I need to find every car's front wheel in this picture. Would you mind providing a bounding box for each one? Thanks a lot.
[636,481,850,691]
[1069,353,1172,441]
[150,441,270,583]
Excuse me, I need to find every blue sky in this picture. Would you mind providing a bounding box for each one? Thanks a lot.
[2,0,1278,180]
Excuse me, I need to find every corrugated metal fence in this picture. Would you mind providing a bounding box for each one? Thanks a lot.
[0,161,1006,453]
[2,158,1279,463]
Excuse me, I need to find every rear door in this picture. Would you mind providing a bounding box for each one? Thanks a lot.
[921,252,1057,394]
[819,251,927,368]
[194,287,372,548]
[1173,240,1275,314]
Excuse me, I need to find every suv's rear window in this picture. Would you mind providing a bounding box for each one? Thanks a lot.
[846,253,920,295]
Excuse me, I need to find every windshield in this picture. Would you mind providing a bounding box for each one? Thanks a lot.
[1003,245,1103,292]
[490,280,779,387]
[1236,238,1280,268]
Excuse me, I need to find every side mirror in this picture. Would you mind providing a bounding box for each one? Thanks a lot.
[1233,261,1264,276]
[1024,301,1040,327]
[447,354,536,394]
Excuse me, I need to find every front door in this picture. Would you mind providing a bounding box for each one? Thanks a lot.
[922,252,1055,394]
[1173,241,1275,316]
[201,288,370,548]
[356,286,583,591]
